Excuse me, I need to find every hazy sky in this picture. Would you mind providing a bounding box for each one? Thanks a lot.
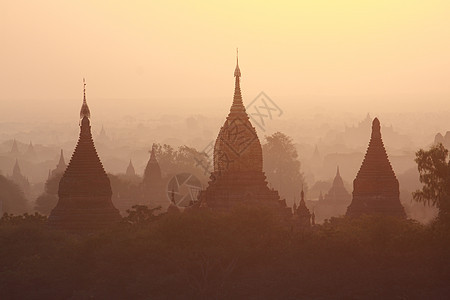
[2,0,450,119]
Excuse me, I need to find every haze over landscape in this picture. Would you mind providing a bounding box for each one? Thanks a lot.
[1,1,450,299]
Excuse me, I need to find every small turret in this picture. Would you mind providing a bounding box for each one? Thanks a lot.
[126,160,136,177]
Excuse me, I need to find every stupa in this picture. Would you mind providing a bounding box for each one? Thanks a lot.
[142,145,169,211]
[51,149,66,177]
[126,159,136,177]
[323,166,351,206]
[198,51,287,212]
[293,188,311,227]
[48,80,121,232]
[346,118,406,218]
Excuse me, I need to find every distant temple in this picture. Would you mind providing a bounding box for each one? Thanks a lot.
[323,166,351,206]
[198,52,288,212]
[293,188,311,227]
[9,159,30,196]
[346,118,406,218]
[48,80,121,232]
[24,141,37,160]
[126,159,136,177]
[51,149,66,177]
[313,166,351,221]
[10,139,19,156]
[142,145,169,211]
[97,125,110,144]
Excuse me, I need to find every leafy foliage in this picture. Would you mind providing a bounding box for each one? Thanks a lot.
[0,175,28,214]
[1,209,449,299]
[123,205,161,225]
[153,144,209,184]
[34,173,62,215]
[263,132,306,200]
[414,143,450,222]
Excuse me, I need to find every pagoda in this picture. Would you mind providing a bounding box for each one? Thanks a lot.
[346,118,406,218]
[198,52,287,212]
[323,166,351,206]
[10,139,20,156]
[51,149,66,177]
[126,159,136,177]
[24,141,37,161]
[48,80,121,232]
[9,159,30,196]
[142,145,169,211]
[293,188,311,227]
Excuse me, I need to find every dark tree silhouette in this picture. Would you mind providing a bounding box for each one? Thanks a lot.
[414,143,450,222]
[34,173,63,215]
[0,175,28,214]
[153,143,209,184]
[263,132,306,200]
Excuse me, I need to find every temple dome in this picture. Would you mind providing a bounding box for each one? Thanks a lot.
[346,118,405,217]
[213,54,263,174]
[49,80,120,232]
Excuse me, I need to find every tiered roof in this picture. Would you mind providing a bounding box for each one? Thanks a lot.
[49,80,120,232]
[346,118,405,217]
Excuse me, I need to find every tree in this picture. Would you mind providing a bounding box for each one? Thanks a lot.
[262,132,306,202]
[413,143,450,222]
[153,144,209,184]
[0,175,28,214]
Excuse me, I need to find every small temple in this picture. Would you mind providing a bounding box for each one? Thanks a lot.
[346,118,406,218]
[10,139,19,156]
[314,166,351,221]
[24,141,37,160]
[126,159,136,177]
[293,188,312,227]
[198,51,288,213]
[142,144,169,211]
[48,79,121,232]
[51,149,67,177]
[323,166,351,206]
[9,159,30,196]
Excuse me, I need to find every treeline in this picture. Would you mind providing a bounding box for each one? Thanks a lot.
[0,208,449,299]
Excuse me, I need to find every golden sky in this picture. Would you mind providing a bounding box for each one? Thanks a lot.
[1,0,450,115]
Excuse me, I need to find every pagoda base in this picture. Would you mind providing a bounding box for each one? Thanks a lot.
[48,196,121,232]
[346,195,406,218]
[199,171,289,213]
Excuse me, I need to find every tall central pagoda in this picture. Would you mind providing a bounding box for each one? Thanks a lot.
[199,53,287,211]
[48,80,121,232]
[346,118,406,218]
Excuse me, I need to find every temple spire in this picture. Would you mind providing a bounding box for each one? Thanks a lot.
[80,78,91,119]
[234,48,241,78]
[300,185,305,205]
[231,49,244,110]
[126,159,136,177]
[58,149,65,166]
[150,143,157,161]
[371,117,381,139]
[346,117,405,218]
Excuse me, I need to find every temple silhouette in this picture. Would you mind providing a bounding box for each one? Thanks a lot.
[324,166,351,207]
[346,118,406,218]
[198,52,288,213]
[142,144,169,211]
[293,188,312,227]
[51,149,66,178]
[48,80,121,232]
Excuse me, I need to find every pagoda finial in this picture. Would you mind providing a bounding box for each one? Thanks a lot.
[149,143,157,161]
[234,48,241,78]
[80,78,91,119]
[336,165,340,176]
[300,185,305,203]
[371,117,381,139]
